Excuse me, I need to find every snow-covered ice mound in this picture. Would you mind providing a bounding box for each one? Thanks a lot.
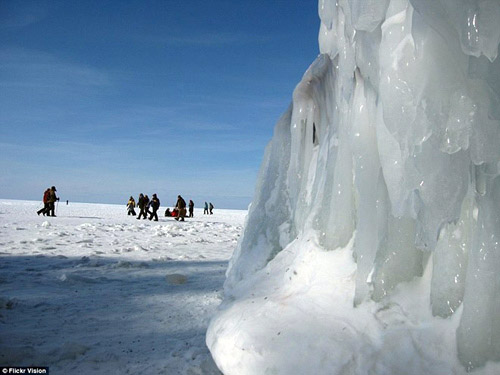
[207,0,500,374]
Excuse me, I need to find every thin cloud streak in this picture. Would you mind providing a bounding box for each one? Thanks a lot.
[0,48,110,88]
[135,32,274,47]
[0,1,50,29]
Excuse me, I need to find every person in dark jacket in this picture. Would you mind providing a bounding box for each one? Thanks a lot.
[209,202,214,215]
[175,195,187,221]
[149,194,160,221]
[137,193,148,220]
[204,202,209,215]
[37,188,51,216]
[47,186,59,217]
[188,200,194,218]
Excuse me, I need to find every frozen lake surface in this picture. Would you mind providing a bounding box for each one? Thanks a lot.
[0,199,246,374]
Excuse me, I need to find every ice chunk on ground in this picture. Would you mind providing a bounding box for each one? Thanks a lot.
[166,273,188,285]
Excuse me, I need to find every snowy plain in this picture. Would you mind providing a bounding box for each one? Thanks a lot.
[0,199,245,375]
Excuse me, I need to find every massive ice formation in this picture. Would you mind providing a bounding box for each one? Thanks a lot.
[208,0,500,373]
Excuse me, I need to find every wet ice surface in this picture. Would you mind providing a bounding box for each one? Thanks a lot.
[0,199,245,374]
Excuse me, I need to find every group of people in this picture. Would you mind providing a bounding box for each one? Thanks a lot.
[203,202,214,215]
[36,186,59,217]
[126,194,211,222]
[35,187,214,220]
[126,193,161,221]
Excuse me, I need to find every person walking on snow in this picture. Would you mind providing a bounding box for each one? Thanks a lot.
[149,194,160,221]
[37,188,50,216]
[175,195,187,221]
[127,196,136,216]
[204,202,209,215]
[137,193,148,220]
[47,186,59,217]
[188,200,194,218]
[209,202,214,215]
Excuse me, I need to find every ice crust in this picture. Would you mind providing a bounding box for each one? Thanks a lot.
[208,0,500,373]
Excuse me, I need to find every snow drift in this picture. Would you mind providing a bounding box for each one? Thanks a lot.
[207,0,500,374]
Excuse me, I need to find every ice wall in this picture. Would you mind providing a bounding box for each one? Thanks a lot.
[215,0,500,372]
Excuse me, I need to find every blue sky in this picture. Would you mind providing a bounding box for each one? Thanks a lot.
[0,0,319,209]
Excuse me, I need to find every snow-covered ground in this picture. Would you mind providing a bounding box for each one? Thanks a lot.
[0,199,245,375]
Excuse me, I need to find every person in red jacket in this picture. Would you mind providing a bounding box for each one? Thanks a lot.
[37,188,51,216]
